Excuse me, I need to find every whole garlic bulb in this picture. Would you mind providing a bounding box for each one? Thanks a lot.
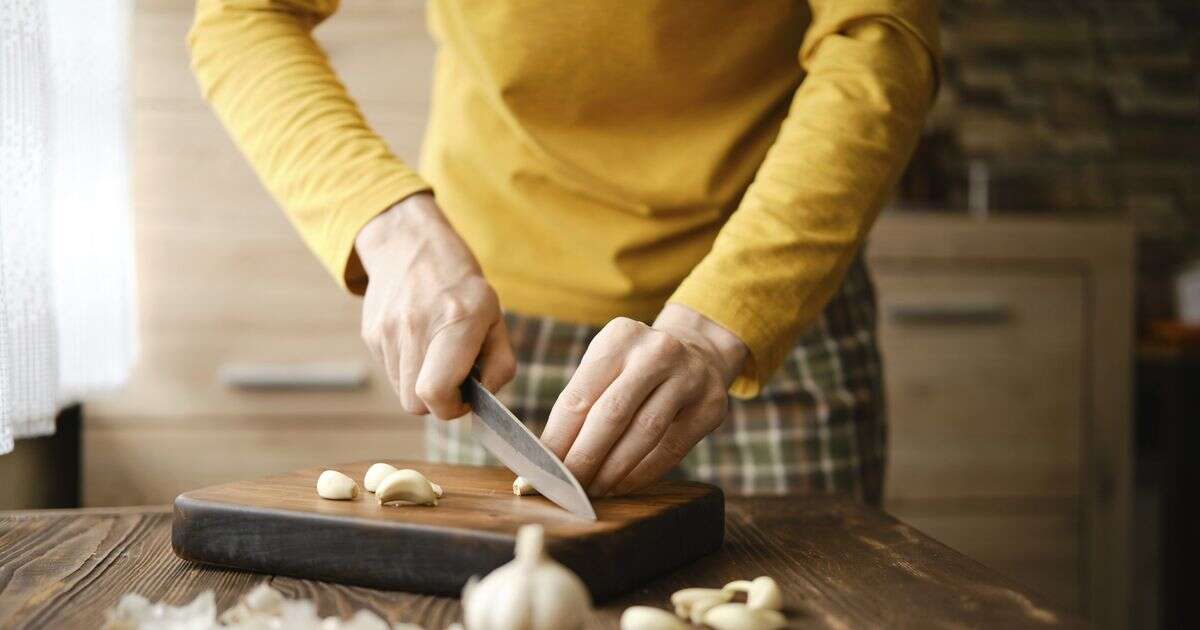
[462,524,591,630]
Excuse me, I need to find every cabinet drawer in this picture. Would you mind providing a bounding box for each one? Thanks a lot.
[873,265,1085,500]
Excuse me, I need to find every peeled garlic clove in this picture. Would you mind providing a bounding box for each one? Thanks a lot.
[669,587,732,621]
[430,481,444,498]
[620,606,689,630]
[316,470,358,500]
[512,476,537,495]
[721,579,753,596]
[363,463,398,493]
[689,594,730,624]
[747,576,783,611]
[375,469,438,506]
[702,603,786,630]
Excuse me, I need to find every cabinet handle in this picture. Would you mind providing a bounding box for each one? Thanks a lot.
[218,362,368,391]
[887,300,1010,325]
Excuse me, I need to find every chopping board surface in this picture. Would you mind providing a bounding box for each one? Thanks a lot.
[172,460,724,601]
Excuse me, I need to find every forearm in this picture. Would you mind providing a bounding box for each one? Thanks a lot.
[188,0,429,293]
[670,3,939,398]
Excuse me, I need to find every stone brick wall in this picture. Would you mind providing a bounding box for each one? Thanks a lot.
[897,1,1199,320]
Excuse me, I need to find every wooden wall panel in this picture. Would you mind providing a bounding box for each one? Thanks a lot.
[87,0,438,506]
[83,415,427,506]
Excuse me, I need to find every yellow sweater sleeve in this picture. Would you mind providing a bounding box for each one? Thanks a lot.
[187,0,430,294]
[668,0,940,398]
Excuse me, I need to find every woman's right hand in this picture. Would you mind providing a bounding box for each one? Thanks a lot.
[355,193,516,419]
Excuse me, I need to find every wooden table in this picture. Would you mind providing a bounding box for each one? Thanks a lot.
[0,497,1081,629]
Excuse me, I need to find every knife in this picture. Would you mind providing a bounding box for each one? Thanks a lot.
[460,374,597,521]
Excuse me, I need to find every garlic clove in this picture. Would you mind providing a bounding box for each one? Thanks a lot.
[363,463,398,493]
[512,476,537,495]
[430,481,444,498]
[669,587,732,621]
[688,594,730,624]
[375,469,438,506]
[316,470,359,500]
[702,603,786,630]
[747,575,783,611]
[619,606,690,630]
[721,579,754,596]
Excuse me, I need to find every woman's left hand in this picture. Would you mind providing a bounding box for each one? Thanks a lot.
[540,304,748,497]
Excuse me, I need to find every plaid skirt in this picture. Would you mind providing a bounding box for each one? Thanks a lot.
[426,257,886,504]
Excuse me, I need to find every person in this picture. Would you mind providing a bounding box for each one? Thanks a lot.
[189,0,939,505]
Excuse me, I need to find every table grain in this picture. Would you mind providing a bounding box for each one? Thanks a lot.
[0,497,1082,629]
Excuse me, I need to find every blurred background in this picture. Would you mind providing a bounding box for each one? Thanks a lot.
[2,1,1196,629]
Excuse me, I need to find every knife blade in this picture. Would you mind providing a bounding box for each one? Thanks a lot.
[460,375,597,521]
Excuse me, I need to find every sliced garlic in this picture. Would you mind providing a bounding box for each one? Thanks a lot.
[316,470,358,500]
[512,476,538,495]
[363,462,398,493]
[619,606,689,630]
[702,603,786,630]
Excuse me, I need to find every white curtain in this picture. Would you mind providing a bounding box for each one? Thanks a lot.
[0,0,136,455]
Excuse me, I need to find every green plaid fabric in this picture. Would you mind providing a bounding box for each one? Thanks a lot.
[425,257,885,504]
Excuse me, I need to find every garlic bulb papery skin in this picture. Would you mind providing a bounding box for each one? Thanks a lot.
[461,524,591,630]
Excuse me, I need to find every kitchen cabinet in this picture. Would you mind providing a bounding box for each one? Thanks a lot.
[868,216,1133,628]
[83,1,1133,627]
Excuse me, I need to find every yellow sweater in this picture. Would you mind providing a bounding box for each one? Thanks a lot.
[188,0,938,397]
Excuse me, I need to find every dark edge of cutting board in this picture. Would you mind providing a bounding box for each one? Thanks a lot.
[171,480,724,603]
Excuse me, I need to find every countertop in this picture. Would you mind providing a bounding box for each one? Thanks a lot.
[0,497,1082,629]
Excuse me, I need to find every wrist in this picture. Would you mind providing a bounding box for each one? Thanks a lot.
[354,192,446,273]
[654,303,748,387]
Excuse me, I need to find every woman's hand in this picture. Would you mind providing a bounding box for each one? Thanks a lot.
[355,193,516,419]
[541,304,748,497]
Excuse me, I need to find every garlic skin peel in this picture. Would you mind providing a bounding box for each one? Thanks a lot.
[462,524,591,630]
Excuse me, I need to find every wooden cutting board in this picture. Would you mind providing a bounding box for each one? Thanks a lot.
[171,460,724,602]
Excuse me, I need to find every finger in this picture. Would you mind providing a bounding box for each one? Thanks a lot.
[609,407,712,496]
[565,363,668,490]
[540,318,643,458]
[541,351,621,460]
[477,319,517,394]
[585,377,688,497]
[416,319,490,420]
[397,322,429,415]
